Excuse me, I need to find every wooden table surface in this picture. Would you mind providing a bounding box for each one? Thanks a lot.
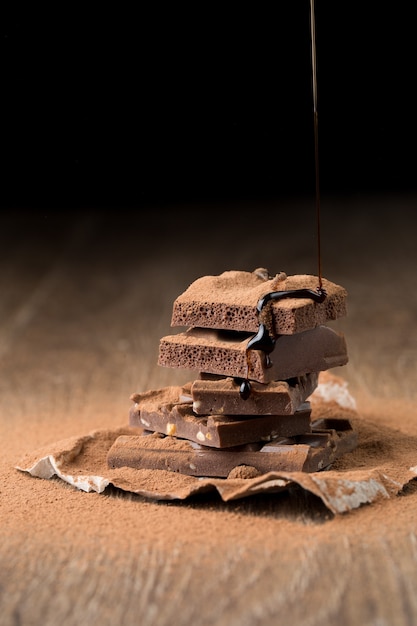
[1,195,417,626]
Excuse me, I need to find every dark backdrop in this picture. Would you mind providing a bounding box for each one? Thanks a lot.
[3,3,416,210]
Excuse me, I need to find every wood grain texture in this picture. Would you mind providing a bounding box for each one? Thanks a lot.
[1,197,417,626]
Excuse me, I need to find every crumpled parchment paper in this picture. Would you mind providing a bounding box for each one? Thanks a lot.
[15,375,417,514]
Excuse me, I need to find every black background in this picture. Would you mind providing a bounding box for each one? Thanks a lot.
[2,3,416,210]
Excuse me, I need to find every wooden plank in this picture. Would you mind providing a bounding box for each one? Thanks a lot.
[1,202,417,625]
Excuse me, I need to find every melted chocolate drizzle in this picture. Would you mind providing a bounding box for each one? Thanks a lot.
[238,286,327,400]
[234,378,251,401]
[238,3,325,400]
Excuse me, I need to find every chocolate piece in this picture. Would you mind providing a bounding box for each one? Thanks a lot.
[191,372,319,416]
[170,269,347,335]
[310,417,358,457]
[107,418,357,477]
[158,325,348,383]
[129,387,313,447]
[130,383,193,408]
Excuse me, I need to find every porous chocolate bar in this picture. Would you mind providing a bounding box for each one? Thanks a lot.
[191,372,318,416]
[158,325,348,383]
[129,386,313,447]
[170,269,347,335]
[107,418,357,477]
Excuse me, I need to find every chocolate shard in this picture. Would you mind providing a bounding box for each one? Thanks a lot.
[158,325,348,383]
[107,418,357,477]
[191,372,319,416]
[170,269,347,335]
[130,383,192,407]
[310,417,359,458]
[129,385,313,447]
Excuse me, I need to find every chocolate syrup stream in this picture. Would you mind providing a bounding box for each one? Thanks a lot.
[310,0,323,291]
[237,2,325,400]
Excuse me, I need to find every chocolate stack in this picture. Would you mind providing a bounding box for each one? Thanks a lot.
[107,269,357,477]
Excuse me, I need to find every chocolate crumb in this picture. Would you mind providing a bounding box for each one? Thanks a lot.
[227,465,262,479]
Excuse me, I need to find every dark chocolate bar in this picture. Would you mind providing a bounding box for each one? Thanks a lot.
[191,372,318,416]
[107,418,357,477]
[129,391,313,448]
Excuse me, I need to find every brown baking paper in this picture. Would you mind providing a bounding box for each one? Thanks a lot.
[15,375,417,515]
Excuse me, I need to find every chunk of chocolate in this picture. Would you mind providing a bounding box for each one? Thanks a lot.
[107,418,357,477]
[130,383,192,408]
[191,372,318,416]
[129,386,313,447]
[170,269,347,335]
[158,325,348,383]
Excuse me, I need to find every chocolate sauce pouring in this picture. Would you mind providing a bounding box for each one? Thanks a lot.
[310,0,323,292]
[238,0,325,400]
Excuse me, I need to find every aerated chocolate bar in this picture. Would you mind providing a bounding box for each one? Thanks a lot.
[158,325,348,383]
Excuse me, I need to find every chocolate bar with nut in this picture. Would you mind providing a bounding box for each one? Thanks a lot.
[129,386,313,448]
[107,418,357,477]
